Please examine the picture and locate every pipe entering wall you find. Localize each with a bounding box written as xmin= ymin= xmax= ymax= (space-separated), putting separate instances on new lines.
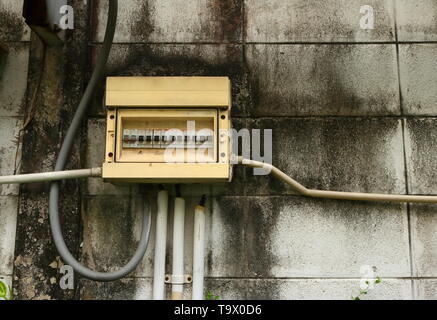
xmin=153 ymin=188 xmax=169 ymax=300
xmin=171 ymin=194 xmax=186 ymax=300
xmin=192 ymin=196 xmax=206 ymax=300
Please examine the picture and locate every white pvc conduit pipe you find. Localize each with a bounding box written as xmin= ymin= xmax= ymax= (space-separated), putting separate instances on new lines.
xmin=192 ymin=202 xmax=206 ymax=300
xmin=171 ymin=197 xmax=185 ymax=300
xmin=153 ymin=189 xmax=169 ymax=300
xmin=0 ymin=168 xmax=101 ymax=184
xmin=239 ymin=157 xmax=437 ymax=204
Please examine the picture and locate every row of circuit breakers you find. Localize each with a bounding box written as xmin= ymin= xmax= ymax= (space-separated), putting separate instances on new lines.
xmin=122 ymin=129 xmax=214 ymax=149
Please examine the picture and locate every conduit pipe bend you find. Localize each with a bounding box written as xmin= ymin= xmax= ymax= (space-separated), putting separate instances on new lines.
xmin=238 ymin=157 xmax=437 ymax=204
xmin=48 ymin=0 xmax=152 ymax=282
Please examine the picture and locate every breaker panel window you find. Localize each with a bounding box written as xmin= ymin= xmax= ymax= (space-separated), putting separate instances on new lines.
xmin=115 ymin=109 xmax=218 ymax=163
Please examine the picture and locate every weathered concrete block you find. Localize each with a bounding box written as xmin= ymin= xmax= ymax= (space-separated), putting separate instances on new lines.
xmin=246 ymin=0 xmax=395 ymax=42
xmin=206 ymin=197 xmax=246 ymax=277
xmin=414 ymin=280 xmax=437 ymax=300
xmin=399 ymin=45 xmax=437 ymax=115
xmin=248 ymin=196 xmax=409 ymax=278
xmin=212 ymin=196 xmax=410 ymax=278
xmin=246 ymin=44 xmax=400 ymax=116
xmin=81 ymin=196 xmax=154 ymax=278
xmin=244 ymin=118 xmax=405 ymax=196
xmin=397 ymin=0 xmax=437 ymax=41
xmin=0 ymin=43 xmax=29 ymax=117
xmin=206 ymin=278 xmax=411 ymax=300
xmin=0 ymin=196 xmax=18 ymax=275
xmin=0 ymin=0 xmax=30 ymax=42
xmin=80 ymin=278 xmax=152 ymax=300
xmin=89 ymin=44 xmax=246 ymax=117
xmin=0 ymin=117 xmax=22 ymax=196
xmin=404 ymin=119 xmax=437 ymax=194
xmin=252 ymin=279 xmax=412 ymax=300
xmin=93 ymin=0 xmax=242 ymax=43
xmin=409 ymin=204 xmax=437 ymax=277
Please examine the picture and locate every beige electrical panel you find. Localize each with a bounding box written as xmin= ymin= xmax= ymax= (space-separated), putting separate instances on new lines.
xmin=102 ymin=77 xmax=232 ymax=183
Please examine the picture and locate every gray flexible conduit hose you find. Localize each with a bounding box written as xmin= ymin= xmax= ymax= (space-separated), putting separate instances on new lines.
xmin=49 ymin=0 xmax=152 ymax=281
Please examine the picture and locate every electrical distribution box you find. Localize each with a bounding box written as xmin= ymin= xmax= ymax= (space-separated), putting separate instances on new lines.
xmin=102 ymin=77 xmax=232 ymax=183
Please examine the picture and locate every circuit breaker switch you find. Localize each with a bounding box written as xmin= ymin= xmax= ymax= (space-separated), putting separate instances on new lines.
xmin=153 ymin=130 xmax=163 ymax=148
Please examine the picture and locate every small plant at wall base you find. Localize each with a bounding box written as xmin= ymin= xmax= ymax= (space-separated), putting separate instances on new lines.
xmin=352 ymin=277 xmax=382 ymax=300
xmin=0 ymin=280 xmax=13 ymax=300
xmin=206 ymin=292 xmax=220 ymax=300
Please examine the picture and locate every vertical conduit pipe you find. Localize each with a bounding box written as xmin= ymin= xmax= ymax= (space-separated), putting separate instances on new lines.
xmin=171 ymin=196 xmax=185 ymax=300
xmin=153 ymin=189 xmax=169 ymax=300
xmin=192 ymin=197 xmax=206 ymax=300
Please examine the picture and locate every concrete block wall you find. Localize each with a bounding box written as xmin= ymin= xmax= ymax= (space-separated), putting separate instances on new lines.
xmin=80 ymin=0 xmax=437 ymax=300
xmin=1 ymin=0 xmax=437 ymax=300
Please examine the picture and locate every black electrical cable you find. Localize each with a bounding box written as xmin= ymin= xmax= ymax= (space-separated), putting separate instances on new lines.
xmin=49 ymin=0 xmax=152 ymax=281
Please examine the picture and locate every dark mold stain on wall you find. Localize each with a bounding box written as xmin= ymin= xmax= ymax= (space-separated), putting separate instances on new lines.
xmin=130 ymin=0 xmax=155 ymax=41
xmin=0 ymin=7 xmax=26 ymax=42
xmin=81 ymin=196 xmax=140 ymax=272
xmin=89 ymin=43 xmax=248 ymax=118
xmin=405 ymin=118 xmax=437 ymax=193
xmin=80 ymin=279 xmax=138 ymax=300
xmin=247 ymin=45 xmax=399 ymax=117
xmin=13 ymin=0 xmax=91 ymax=299
xmin=208 ymin=0 xmax=243 ymax=42
xmin=244 ymin=117 xmax=404 ymax=196
xmin=245 ymin=197 xmax=281 ymax=279
xmin=208 ymin=197 xmax=246 ymax=277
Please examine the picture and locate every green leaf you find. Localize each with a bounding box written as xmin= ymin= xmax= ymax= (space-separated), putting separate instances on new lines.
xmin=375 ymin=277 xmax=382 ymax=284
xmin=0 ymin=281 xmax=7 ymax=299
